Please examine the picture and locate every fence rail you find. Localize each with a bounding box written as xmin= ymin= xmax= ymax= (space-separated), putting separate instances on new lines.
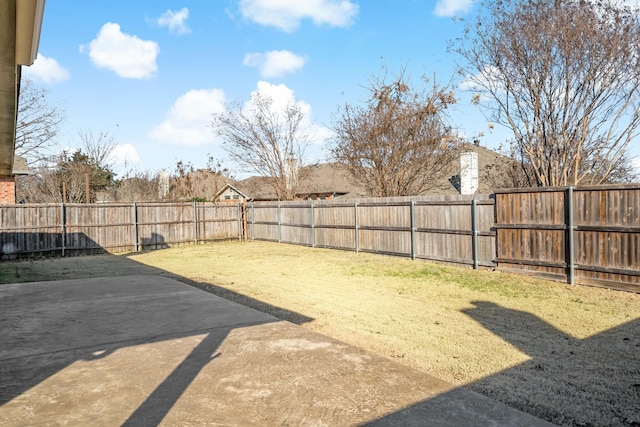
xmin=247 ymin=195 xmax=497 ymax=269
xmin=0 ymin=202 xmax=243 ymax=259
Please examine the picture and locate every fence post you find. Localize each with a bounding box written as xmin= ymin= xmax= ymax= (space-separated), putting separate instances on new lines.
xmin=310 ymin=202 xmax=315 ymax=248
xmin=192 ymin=201 xmax=198 ymax=245
xmin=238 ymin=203 xmax=242 ymax=241
xmin=567 ymin=187 xmax=575 ymax=285
xmin=471 ymin=197 xmax=478 ymax=270
xmin=133 ymin=202 xmax=139 ymax=252
xmin=60 ymin=202 xmax=66 ymax=257
xmin=410 ymin=200 xmax=416 ymax=260
xmin=354 ymin=201 xmax=359 ymax=253
xmin=277 ymin=203 xmax=281 ymax=243
xmin=251 ymin=203 xmax=255 ymax=241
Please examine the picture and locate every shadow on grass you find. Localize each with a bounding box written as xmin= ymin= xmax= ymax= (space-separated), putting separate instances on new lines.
xmin=460 ymin=301 xmax=640 ymax=426
xmin=364 ymin=301 xmax=640 ymax=426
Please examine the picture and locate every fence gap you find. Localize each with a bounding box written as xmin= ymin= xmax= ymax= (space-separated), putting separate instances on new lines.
xmin=60 ymin=202 xmax=66 ymax=257
xmin=133 ymin=202 xmax=139 ymax=252
xmin=241 ymin=202 xmax=247 ymax=241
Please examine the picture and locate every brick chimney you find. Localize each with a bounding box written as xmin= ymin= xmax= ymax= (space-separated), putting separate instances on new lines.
xmin=0 ymin=157 xmax=29 ymax=204
xmin=0 ymin=176 xmax=16 ymax=204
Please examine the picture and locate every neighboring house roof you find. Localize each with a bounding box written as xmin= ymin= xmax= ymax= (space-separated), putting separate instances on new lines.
xmin=233 ymin=145 xmax=519 ymax=200
xmin=235 ymin=176 xmax=277 ymax=201
xmin=296 ymin=162 xmax=367 ymax=199
xmin=234 ymin=163 xmax=368 ymax=201
xmin=428 ymin=143 xmax=520 ymax=195
xmin=213 ymin=183 xmax=248 ymax=200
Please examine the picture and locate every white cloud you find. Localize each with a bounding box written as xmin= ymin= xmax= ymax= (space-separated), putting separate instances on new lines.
xmin=434 ymin=0 xmax=635 ymax=19
xmin=249 ymin=81 xmax=331 ymax=146
xmin=309 ymin=122 xmax=334 ymax=147
xmin=248 ymin=81 xmax=310 ymax=121
xmin=110 ymin=144 xmax=141 ymax=169
xmin=82 ymin=23 xmax=159 ymax=79
xmin=434 ymin=0 xmax=475 ymax=17
xmin=148 ymin=89 xmax=226 ymax=146
xmin=617 ymin=0 xmax=640 ymax=8
xmin=459 ymin=65 xmax=505 ymax=93
xmin=633 ymin=156 xmax=640 ymax=175
xmin=243 ymin=50 xmax=306 ymax=78
xmin=157 ymin=8 xmax=191 ymax=34
xmin=239 ymin=0 xmax=359 ymax=32
xmin=22 ymin=54 xmax=70 ymax=83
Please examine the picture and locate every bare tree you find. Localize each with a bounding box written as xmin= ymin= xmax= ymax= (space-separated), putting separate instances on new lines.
xmin=16 ymin=78 xmax=65 ymax=165
xmin=456 ymin=0 xmax=640 ymax=186
xmin=211 ymin=92 xmax=310 ymax=200
xmin=16 ymin=131 xmax=118 ymax=203
xmin=329 ymin=68 xmax=460 ymax=197
xmin=16 ymin=152 xmax=93 ymax=203
xmin=16 ymin=165 xmax=68 ymax=203
xmin=169 ymin=155 xmax=233 ymax=201
xmin=77 ymin=130 xmax=117 ymax=170
xmin=107 ymin=170 xmax=161 ymax=202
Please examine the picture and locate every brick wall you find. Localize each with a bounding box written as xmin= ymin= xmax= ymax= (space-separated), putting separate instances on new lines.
xmin=0 ymin=176 xmax=16 ymax=204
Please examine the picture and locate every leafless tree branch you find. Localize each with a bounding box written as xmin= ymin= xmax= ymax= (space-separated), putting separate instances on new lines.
xmin=211 ymin=92 xmax=310 ymax=200
xmin=456 ymin=0 xmax=640 ymax=186
xmin=329 ymin=66 xmax=461 ymax=197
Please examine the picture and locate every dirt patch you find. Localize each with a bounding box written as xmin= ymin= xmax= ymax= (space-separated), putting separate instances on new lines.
xmin=2 ymin=241 xmax=639 ymax=426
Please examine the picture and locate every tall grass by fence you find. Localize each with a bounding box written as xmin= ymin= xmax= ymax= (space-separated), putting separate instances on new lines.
xmin=247 ymin=195 xmax=497 ymax=269
xmin=0 ymin=202 xmax=242 ymax=259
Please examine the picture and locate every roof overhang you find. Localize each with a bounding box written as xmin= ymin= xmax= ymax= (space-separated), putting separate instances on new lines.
xmin=16 ymin=0 xmax=45 ymax=66
xmin=0 ymin=0 xmax=45 ymax=177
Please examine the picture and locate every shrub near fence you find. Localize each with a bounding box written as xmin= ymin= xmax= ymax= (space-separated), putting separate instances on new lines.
xmin=0 ymin=202 xmax=243 ymax=259
xmin=247 ymin=195 xmax=497 ymax=269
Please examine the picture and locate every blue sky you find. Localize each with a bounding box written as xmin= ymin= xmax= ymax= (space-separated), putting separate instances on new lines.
xmin=23 ymin=0 xmax=640 ymax=177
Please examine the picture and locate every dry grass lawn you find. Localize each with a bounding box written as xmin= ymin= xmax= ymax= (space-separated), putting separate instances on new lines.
xmin=1 ymin=241 xmax=639 ymax=426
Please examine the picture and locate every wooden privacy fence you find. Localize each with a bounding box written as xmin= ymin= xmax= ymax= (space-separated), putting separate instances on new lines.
xmin=247 ymin=195 xmax=497 ymax=269
xmin=1 ymin=186 xmax=638 ymax=292
xmin=0 ymin=202 xmax=243 ymax=259
xmin=248 ymin=185 xmax=639 ymax=292
xmin=495 ymin=184 xmax=640 ymax=293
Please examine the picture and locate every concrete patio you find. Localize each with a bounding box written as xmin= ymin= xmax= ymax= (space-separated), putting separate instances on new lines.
xmin=0 ymin=275 xmax=552 ymax=426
